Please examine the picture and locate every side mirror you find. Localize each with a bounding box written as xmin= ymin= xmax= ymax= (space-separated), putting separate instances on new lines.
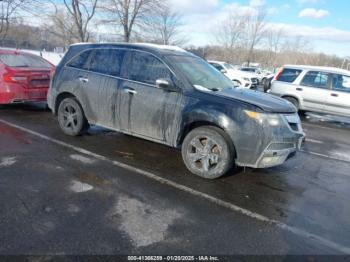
xmin=220 ymin=69 xmax=227 ymax=74
xmin=155 ymin=79 xmax=178 ymax=92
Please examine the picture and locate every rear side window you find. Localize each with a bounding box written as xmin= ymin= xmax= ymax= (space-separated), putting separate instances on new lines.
xmin=67 ymin=50 xmax=94 ymax=70
xmin=123 ymin=51 xmax=172 ymax=85
xmin=332 ymin=74 xmax=350 ymax=92
xmin=277 ymin=68 xmax=302 ymax=83
xmin=0 ymin=54 xmax=51 ymax=68
xmin=301 ymin=71 xmax=329 ymax=89
xmin=89 ymin=49 xmax=124 ymax=77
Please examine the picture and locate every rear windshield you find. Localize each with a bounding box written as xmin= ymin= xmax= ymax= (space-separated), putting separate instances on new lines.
xmin=277 ymin=68 xmax=302 ymax=83
xmin=0 ymin=54 xmax=52 ymax=68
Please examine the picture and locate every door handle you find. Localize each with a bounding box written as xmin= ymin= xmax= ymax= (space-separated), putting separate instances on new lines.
xmin=331 ymin=93 xmax=339 ymax=97
xmin=78 ymin=77 xmax=89 ymax=83
xmin=124 ymin=88 xmax=137 ymax=95
xmin=296 ymin=88 xmax=303 ymax=91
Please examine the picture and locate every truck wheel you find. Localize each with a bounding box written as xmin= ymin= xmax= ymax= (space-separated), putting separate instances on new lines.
xmin=284 ymin=97 xmax=299 ymax=111
xmin=181 ymin=126 xmax=234 ymax=179
xmin=57 ymin=97 xmax=89 ymax=136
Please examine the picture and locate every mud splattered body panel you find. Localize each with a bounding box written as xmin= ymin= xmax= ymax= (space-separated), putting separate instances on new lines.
xmin=48 ymin=43 xmax=304 ymax=168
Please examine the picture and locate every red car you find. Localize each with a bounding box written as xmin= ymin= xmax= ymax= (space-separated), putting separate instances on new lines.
xmin=0 ymin=49 xmax=55 ymax=105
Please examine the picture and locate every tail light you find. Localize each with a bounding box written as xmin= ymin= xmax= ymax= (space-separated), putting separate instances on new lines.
xmin=3 ymin=74 xmax=28 ymax=83
xmin=274 ymin=67 xmax=284 ymax=81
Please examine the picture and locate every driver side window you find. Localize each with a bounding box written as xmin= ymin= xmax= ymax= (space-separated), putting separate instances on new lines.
xmin=332 ymin=74 xmax=350 ymax=93
xmin=122 ymin=51 xmax=172 ymax=85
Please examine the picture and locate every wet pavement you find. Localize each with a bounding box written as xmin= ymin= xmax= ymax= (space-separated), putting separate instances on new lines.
xmin=1 ymin=103 xmax=350 ymax=255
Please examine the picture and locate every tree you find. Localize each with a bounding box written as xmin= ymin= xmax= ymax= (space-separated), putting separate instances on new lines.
xmin=46 ymin=8 xmax=80 ymax=46
xmin=142 ymin=1 xmax=188 ymax=46
xmin=213 ymin=8 xmax=267 ymax=64
xmin=244 ymin=8 xmax=267 ymax=65
xmin=214 ymin=12 xmax=245 ymax=50
xmin=63 ymin=0 xmax=98 ymax=42
xmin=263 ymin=26 xmax=284 ymax=67
xmin=0 ymin=0 xmax=29 ymax=40
xmin=101 ymin=0 xmax=159 ymax=43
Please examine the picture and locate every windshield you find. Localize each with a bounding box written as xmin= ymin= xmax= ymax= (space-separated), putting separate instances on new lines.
xmin=0 ymin=54 xmax=52 ymax=68
xmin=171 ymin=56 xmax=234 ymax=91
xmin=224 ymin=63 xmax=235 ymax=70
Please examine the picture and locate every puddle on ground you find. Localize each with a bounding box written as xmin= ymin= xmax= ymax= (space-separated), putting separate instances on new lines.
xmin=70 ymin=180 xmax=94 ymax=193
xmin=304 ymin=112 xmax=350 ymax=128
xmin=77 ymin=172 xmax=109 ymax=186
xmin=0 ymin=157 xmax=17 ymax=167
xmin=108 ymin=195 xmax=182 ymax=247
xmin=70 ymin=154 xmax=96 ymax=165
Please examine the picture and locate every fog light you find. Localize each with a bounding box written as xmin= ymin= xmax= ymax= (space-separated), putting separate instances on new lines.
xmin=260 ymin=155 xmax=286 ymax=167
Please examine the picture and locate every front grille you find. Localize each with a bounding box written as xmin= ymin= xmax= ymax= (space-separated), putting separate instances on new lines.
xmin=268 ymin=143 xmax=295 ymax=151
xmin=251 ymin=78 xmax=258 ymax=84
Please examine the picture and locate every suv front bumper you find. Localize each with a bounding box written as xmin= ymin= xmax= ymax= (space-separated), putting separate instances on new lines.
xmin=255 ymin=138 xmax=303 ymax=168
xmin=235 ymin=113 xmax=305 ymax=169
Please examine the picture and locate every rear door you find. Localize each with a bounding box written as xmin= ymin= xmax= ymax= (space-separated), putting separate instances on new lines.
xmin=83 ymin=48 xmax=125 ymax=127
xmin=64 ymin=49 xmax=98 ymax=121
xmin=297 ymin=70 xmax=331 ymax=112
xmin=324 ymin=74 xmax=350 ymax=116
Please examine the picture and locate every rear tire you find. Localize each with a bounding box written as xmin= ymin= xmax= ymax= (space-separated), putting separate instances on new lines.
xmin=57 ymin=97 xmax=89 ymax=136
xmin=283 ymin=97 xmax=299 ymax=111
xmin=181 ymin=126 xmax=234 ymax=179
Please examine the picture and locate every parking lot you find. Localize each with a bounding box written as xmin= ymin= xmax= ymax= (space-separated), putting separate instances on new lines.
xmin=1 ymin=103 xmax=350 ymax=256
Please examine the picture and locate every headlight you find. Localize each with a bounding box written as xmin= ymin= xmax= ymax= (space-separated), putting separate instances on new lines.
xmin=243 ymin=77 xmax=250 ymax=81
xmin=244 ymin=110 xmax=282 ymax=126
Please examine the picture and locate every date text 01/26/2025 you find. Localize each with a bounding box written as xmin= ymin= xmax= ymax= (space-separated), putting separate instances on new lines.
xmin=127 ymin=256 xmax=219 ymax=261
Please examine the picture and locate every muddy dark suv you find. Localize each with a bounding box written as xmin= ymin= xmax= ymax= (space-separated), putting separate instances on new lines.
xmin=48 ymin=43 xmax=304 ymax=179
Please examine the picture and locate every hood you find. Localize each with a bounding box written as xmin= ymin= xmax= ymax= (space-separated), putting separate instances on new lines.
xmin=217 ymin=88 xmax=296 ymax=113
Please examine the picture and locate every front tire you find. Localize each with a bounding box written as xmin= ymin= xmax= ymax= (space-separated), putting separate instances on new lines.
xmin=181 ymin=126 xmax=234 ymax=179
xmin=57 ymin=97 xmax=89 ymax=136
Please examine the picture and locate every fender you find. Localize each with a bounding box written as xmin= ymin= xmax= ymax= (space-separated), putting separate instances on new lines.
xmin=176 ymin=101 xmax=241 ymax=149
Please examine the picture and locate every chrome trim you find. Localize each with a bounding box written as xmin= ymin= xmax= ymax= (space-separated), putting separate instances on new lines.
xmin=66 ymin=67 xmax=170 ymax=89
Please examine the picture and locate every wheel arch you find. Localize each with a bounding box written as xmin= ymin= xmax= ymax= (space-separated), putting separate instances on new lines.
xmin=54 ymin=92 xmax=77 ymax=115
xmin=177 ymin=114 xmax=238 ymax=160
xmin=281 ymin=95 xmax=302 ymax=109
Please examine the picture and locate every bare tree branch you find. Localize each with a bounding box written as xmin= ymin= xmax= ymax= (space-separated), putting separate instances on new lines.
xmin=141 ymin=0 xmax=189 ymax=46
xmin=100 ymin=0 xmax=159 ymax=42
xmin=62 ymin=0 xmax=98 ymax=42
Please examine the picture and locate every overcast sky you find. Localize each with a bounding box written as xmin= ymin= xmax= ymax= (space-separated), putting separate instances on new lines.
xmin=169 ymin=0 xmax=350 ymax=57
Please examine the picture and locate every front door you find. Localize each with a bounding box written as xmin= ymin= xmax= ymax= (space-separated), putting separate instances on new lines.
xmin=324 ymin=74 xmax=350 ymax=117
xmin=118 ymin=50 xmax=180 ymax=142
